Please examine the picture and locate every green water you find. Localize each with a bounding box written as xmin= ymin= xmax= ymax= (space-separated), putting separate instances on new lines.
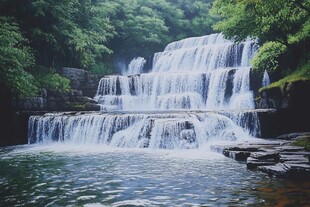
xmin=0 ymin=144 xmax=309 ymax=207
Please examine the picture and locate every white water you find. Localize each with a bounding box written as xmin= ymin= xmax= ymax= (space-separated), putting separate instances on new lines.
xmin=262 ymin=70 xmax=271 ymax=87
xmin=122 ymin=57 xmax=146 ymax=75
xmin=29 ymin=33 xmax=261 ymax=149
xmin=95 ymin=33 xmax=257 ymax=111
xmin=28 ymin=111 xmax=258 ymax=147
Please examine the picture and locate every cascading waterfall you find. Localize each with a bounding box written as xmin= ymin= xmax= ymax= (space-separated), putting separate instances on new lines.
xmin=262 ymin=70 xmax=271 ymax=87
xmin=29 ymin=33 xmax=261 ymax=149
xmin=28 ymin=111 xmax=257 ymax=148
xmin=94 ymin=33 xmax=257 ymax=111
xmin=122 ymin=57 xmax=146 ymax=76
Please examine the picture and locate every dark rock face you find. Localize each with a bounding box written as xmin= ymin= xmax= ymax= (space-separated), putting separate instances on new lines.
xmin=257 ymin=80 xmax=310 ymax=110
xmin=46 ymin=90 xmax=100 ymax=111
xmin=62 ymin=67 xmax=101 ymax=97
xmin=255 ymin=80 xmax=310 ymax=137
xmin=3 ymin=68 xmax=102 ymax=147
xmin=13 ymin=89 xmax=100 ymax=112
xmin=0 ymin=112 xmax=46 ymax=147
xmin=12 ymin=68 xmax=102 ymax=112
xmin=257 ymin=109 xmax=310 ymax=138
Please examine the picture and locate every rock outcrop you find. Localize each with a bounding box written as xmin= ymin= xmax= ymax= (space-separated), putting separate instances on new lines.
xmin=62 ymin=67 xmax=101 ymax=97
xmin=212 ymin=132 xmax=310 ymax=179
xmin=12 ymin=68 xmax=102 ymax=112
xmin=256 ymin=80 xmax=310 ymax=137
xmin=256 ymin=80 xmax=310 ymax=109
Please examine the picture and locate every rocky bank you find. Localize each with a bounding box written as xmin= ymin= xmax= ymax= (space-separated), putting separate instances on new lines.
xmin=211 ymin=132 xmax=310 ymax=179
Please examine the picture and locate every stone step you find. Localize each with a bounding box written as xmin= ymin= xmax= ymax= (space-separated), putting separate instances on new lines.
xmin=258 ymin=164 xmax=289 ymax=177
xmin=246 ymin=157 xmax=276 ymax=170
xmin=274 ymin=146 xmax=305 ymax=152
xmin=250 ymin=151 xmax=280 ymax=160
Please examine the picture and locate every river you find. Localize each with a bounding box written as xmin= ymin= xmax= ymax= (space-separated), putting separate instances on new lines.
xmin=1 ymin=144 xmax=309 ymax=207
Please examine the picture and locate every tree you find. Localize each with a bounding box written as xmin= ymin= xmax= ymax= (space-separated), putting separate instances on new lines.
xmin=211 ymin=0 xmax=310 ymax=73
xmin=211 ymin=0 xmax=309 ymax=45
xmin=0 ymin=0 xmax=116 ymax=69
xmin=0 ymin=17 xmax=37 ymax=97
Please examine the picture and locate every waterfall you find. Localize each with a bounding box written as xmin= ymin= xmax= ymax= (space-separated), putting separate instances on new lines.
xmin=29 ymin=33 xmax=261 ymax=149
xmin=28 ymin=111 xmax=255 ymax=148
xmin=123 ymin=57 xmax=146 ymax=75
xmin=95 ymin=33 xmax=257 ymax=111
xmin=262 ymin=70 xmax=270 ymax=87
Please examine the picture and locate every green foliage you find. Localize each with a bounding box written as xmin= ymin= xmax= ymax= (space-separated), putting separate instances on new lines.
xmin=0 ymin=17 xmax=37 ymax=97
xmin=36 ymin=73 xmax=70 ymax=92
xmin=0 ymin=0 xmax=115 ymax=69
xmin=212 ymin=0 xmax=310 ymax=84
xmin=252 ymin=42 xmax=287 ymax=72
xmin=90 ymin=63 xmax=115 ymax=76
xmin=109 ymin=0 xmax=217 ymax=57
xmin=211 ymin=0 xmax=310 ymax=45
xmin=0 ymin=0 xmax=218 ymax=71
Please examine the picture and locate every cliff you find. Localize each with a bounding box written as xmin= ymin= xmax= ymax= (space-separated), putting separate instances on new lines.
xmin=257 ymin=79 xmax=310 ymax=137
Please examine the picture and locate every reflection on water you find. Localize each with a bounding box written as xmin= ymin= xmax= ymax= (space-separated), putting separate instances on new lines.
xmin=0 ymin=144 xmax=309 ymax=207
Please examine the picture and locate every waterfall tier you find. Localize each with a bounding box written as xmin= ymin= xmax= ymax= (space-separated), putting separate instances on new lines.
xmin=96 ymin=33 xmax=257 ymax=111
xmin=28 ymin=111 xmax=260 ymax=149
xmin=29 ymin=33 xmax=261 ymax=148
xmin=122 ymin=57 xmax=146 ymax=76
xmin=95 ymin=68 xmax=254 ymax=111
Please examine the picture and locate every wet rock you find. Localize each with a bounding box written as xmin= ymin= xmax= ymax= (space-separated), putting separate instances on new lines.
xmin=214 ymin=135 xmax=310 ymax=179
xmin=277 ymin=132 xmax=310 ymax=140
xmin=250 ymin=151 xmax=280 ymax=161
xmin=285 ymin=163 xmax=310 ymax=176
xmin=246 ymin=157 xmax=276 ymax=170
xmin=274 ymin=146 xmax=305 ymax=152
xmin=223 ymin=150 xmax=251 ymax=161
xmin=258 ymin=164 xmax=289 ymax=177
xmin=225 ymin=146 xmax=261 ymax=152
xmin=84 ymin=103 xmax=101 ymax=111
xmin=280 ymin=154 xmax=309 ymax=164
xmin=280 ymin=151 xmax=310 ymax=156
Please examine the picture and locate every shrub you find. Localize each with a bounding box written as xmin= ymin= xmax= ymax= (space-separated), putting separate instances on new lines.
xmin=252 ymin=42 xmax=287 ymax=73
xmin=37 ymin=73 xmax=70 ymax=92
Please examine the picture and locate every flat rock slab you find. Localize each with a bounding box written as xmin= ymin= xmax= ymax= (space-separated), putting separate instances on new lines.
xmin=258 ymin=164 xmax=289 ymax=177
xmin=246 ymin=157 xmax=276 ymax=170
xmin=277 ymin=132 xmax=310 ymax=140
xmin=274 ymin=146 xmax=305 ymax=152
xmin=250 ymin=151 xmax=280 ymax=160
xmin=225 ymin=145 xmax=267 ymax=152
xmin=280 ymin=154 xmax=309 ymax=162
xmin=211 ymin=136 xmax=310 ymax=179
xmin=279 ymin=151 xmax=310 ymax=156
xmin=285 ymin=163 xmax=310 ymax=170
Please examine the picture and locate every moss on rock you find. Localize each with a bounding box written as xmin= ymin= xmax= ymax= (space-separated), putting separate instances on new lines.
xmin=291 ymin=136 xmax=310 ymax=152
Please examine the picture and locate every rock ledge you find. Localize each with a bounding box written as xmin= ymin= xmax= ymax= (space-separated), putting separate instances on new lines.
xmin=211 ymin=132 xmax=310 ymax=179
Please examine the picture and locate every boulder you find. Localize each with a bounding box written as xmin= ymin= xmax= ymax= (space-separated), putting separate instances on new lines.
xmin=223 ymin=150 xmax=251 ymax=161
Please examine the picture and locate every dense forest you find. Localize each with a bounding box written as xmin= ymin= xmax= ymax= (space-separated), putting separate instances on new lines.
xmin=0 ymin=0 xmax=217 ymax=97
xmin=0 ymin=0 xmax=309 ymax=98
